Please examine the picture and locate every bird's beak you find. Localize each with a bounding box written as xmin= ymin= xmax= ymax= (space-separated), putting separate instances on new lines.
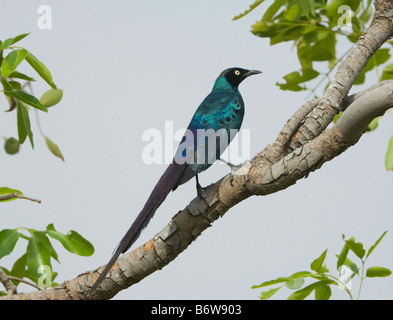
xmin=244 ymin=70 xmax=262 ymax=78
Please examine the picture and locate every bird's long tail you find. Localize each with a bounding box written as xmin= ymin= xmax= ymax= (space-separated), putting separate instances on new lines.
xmin=91 ymin=162 xmax=187 ymax=292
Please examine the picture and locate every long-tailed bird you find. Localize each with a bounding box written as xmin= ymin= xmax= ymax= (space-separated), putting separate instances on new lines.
xmin=91 ymin=67 xmax=261 ymax=292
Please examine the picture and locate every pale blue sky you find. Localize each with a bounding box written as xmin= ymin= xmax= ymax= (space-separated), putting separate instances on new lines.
xmin=1 ymin=1 xmax=392 ymax=299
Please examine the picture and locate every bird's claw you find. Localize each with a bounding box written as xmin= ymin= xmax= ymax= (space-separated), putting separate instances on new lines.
xmin=195 ymin=174 xmax=205 ymax=197
xmin=197 ymin=184 xmax=205 ymax=197
xmin=219 ymin=158 xmax=251 ymax=187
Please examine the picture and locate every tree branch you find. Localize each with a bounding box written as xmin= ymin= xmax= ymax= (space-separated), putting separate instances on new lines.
xmin=0 ymin=267 xmax=17 ymax=295
xmin=0 ymin=192 xmax=41 ymax=203
xmin=287 ymin=0 xmax=393 ymax=151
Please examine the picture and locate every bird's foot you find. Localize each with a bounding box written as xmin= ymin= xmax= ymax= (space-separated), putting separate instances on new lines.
xmin=219 ymin=158 xmax=243 ymax=175
xmin=195 ymin=175 xmax=205 ymax=197
xmin=197 ymin=185 xmax=205 ymax=197
xmin=219 ymin=158 xmax=251 ymax=187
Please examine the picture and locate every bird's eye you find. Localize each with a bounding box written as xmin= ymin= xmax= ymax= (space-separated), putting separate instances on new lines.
xmin=234 ymin=70 xmax=240 ymax=76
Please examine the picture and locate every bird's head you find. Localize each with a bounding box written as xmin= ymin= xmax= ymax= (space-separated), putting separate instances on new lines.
xmin=219 ymin=68 xmax=262 ymax=87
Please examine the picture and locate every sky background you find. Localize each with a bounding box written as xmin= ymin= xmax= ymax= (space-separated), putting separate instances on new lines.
xmin=1 ymin=1 xmax=393 ymax=300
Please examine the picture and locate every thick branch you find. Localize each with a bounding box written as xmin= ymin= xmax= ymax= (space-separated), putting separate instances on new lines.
xmin=0 ymin=267 xmax=17 ymax=295
xmin=337 ymin=83 xmax=393 ymax=142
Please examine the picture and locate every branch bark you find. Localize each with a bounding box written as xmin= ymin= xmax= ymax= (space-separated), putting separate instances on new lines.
xmin=2 ymin=0 xmax=393 ymax=300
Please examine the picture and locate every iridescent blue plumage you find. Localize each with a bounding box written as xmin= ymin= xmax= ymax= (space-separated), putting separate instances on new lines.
xmin=173 ymin=75 xmax=246 ymax=187
xmin=91 ymin=67 xmax=261 ymax=292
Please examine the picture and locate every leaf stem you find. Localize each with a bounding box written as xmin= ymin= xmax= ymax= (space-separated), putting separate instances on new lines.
xmin=0 ymin=192 xmax=41 ymax=203
xmin=357 ymin=260 xmax=366 ymax=300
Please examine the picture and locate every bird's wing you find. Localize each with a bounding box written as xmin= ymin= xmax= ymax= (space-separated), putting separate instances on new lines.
xmin=172 ymin=93 xmax=243 ymax=188
xmin=190 ymin=92 xmax=239 ymax=130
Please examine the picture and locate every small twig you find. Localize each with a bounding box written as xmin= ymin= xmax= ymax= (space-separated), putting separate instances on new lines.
xmin=0 ymin=267 xmax=17 ymax=295
xmin=0 ymin=192 xmax=41 ymax=203
xmin=6 ymin=276 xmax=42 ymax=291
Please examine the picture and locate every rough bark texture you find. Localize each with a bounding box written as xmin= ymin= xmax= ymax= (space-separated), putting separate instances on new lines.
xmin=2 ymin=0 xmax=393 ymax=300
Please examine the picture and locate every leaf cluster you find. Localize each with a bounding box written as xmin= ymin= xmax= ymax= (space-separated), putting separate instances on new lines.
xmin=0 ymin=33 xmax=91 ymax=295
xmin=252 ymin=231 xmax=391 ymax=300
xmin=234 ymin=0 xmax=393 ymax=172
xmin=0 ymin=33 xmax=64 ymax=160
xmin=0 ymin=224 xmax=94 ymax=295
xmin=235 ymin=0 xmax=391 ymax=92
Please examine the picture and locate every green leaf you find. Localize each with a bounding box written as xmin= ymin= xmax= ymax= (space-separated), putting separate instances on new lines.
xmin=366 ymin=231 xmax=388 ymax=259
xmin=1 ymin=79 xmax=12 ymax=90
xmin=233 ymin=0 xmax=265 ymax=20
xmin=311 ymin=249 xmax=329 ymax=273
xmin=252 ymin=21 xmax=305 ymax=45
xmin=40 ymin=88 xmax=63 ymax=108
xmin=298 ymin=31 xmax=336 ymax=62
xmin=290 ymin=271 xmax=312 ymax=278
xmin=24 ymin=266 xmax=58 ymax=286
xmin=46 ymin=224 xmax=94 ymax=256
xmin=270 ymin=25 xmax=305 ymax=45
xmin=0 ymin=187 xmax=23 ymax=202
xmin=366 ymin=266 xmax=392 ymax=278
xmin=355 ymin=49 xmax=391 ymax=85
xmin=337 ymin=244 xmax=349 ymax=271
xmin=286 ymin=277 xmax=305 ymax=290
xmin=0 ymin=229 xmax=19 ymax=259
xmin=337 ymin=256 xmax=360 ymax=277
xmin=297 ymin=0 xmax=316 ymax=19
xmin=367 ymin=116 xmax=381 ymax=132
xmin=251 ymin=21 xmax=284 ymax=39
xmin=326 ymin=0 xmax=361 ymax=20
xmin=380 ymin=63 xmax=393 ymax=81
xmin=359 ymin=0 xmax=374 ymax=24
xmin=314 ymin=282 xmax=332 ymax=300
xmin=7 ymin=70 xmax=35 ymax=81
xmin=262 ymin=0 xmax=286 ymax=21
xmin=309 ymin=274 xmax=332 ymax=282
xmin=1 ymin=49 xmax=28 ymax=78
xmin=277 ymin=68 xmax=319 ymax=91
xmin=5 ymin=89 xmax=47 ymax=112
xmin=16 ymin=102 xmax=34 ymax=147
xmin=0 ymin=39 xmax=14 ymax=51
xmin=385 ymin=135 xmax=393 ymax=171
xmin=26 ymin=231 xmax=56 ymax=279
xmin=12 ymin=33 xmax=30 ymax=44
xmin=253 ymin=270 xmax=312 ymax=290
xmin=252 ymin=277 xmax=291 ymax=289
xmin=0 ymin=33 xmax=29 ymax=50
xmin=345 ymin=236 xmax=365 ymax=259
xmin=288 ymin=280 xmax=334 ymax=300
xmin=287 ymin=285 xmax=314 ymax=300
xmin=259 ymin=287 xmax=281 ymax=300
xmin=283 ymin=4 xmax=299 ymax=22
xmin=44 ymin=136 xmax=65 ymax=162
xmin=3 ymin=80 xmax=21 ymax=90
xmin=10 ymin=253 xmax=28 ymax=286
xmin=25 ymin=51 xmax=57 ymax=89
xmin=333 ymin=111 xmax=343 ymax=123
